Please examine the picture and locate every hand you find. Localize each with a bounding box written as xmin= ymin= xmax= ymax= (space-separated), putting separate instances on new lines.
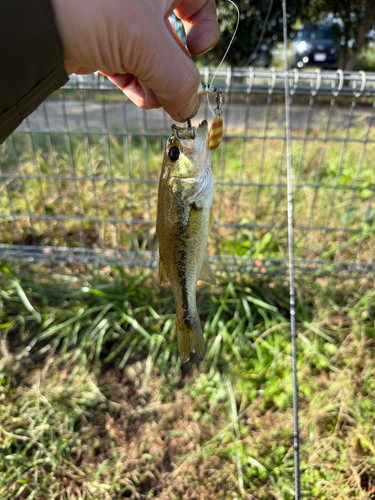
xmin=52 ymin=0 xmax=219 ymax=122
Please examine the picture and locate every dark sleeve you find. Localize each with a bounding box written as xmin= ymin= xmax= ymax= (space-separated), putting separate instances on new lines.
xmin=0 ymin=0 xmax=69 ymax=144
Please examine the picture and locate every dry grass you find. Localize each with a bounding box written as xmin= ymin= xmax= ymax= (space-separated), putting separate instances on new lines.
xmin=0 ymin=265 xmax=374 ymax=499
xmin=1 ymin=96 xmax=374 ymax=267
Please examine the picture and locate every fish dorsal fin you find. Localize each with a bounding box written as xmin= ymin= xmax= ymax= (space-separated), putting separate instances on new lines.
xmin=159 ymin=259 xmax=169 ymax=285
xmin=198 ymin=257 xmax=216 ymax=286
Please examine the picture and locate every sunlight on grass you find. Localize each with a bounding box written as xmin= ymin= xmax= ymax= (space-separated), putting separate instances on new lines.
xmin=0 ymin=265 xmax=374 ymax=499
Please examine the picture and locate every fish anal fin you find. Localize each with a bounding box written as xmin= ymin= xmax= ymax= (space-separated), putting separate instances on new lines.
xmin=198 ymin=257 xmax=216 ymax=286
xmin=159 ymin=259 xmax=169 ymax=286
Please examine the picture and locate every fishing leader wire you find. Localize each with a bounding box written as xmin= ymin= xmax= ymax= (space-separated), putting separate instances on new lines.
xmin=204 ymin=0 xmax=240 ymax=117
xmin=282 ymin=0 xmax=301 ymax=498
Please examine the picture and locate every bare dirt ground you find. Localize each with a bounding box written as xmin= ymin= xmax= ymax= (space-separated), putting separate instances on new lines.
xmin=18 ymin=99 xmax=373 ymax=136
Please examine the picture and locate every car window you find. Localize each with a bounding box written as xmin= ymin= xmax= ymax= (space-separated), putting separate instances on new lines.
xmin=299 ymin=26 xmax=334 ymax=42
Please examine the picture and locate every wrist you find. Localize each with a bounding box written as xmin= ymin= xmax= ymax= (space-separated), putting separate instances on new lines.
xmin=50 ymin=0 xmax=86 ymax=74
xmin=50 ymin=0 xmax=73 ymax=72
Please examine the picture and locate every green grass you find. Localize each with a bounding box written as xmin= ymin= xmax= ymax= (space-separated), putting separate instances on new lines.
xmin=0 ymin=264 xmax=374 ymax=499
xmin=1 ymin=93 xmax=374 ymax=497
xmin=1 ymin=94 xmax=374 ymax=266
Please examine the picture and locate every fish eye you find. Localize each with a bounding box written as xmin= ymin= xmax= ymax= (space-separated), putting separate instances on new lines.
xmin=168 ymin=146 xmax=180 ymax=162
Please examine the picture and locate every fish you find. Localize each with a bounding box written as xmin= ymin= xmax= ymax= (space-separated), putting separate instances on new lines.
xmin=156 ymin=120 xmax=216 ymax=363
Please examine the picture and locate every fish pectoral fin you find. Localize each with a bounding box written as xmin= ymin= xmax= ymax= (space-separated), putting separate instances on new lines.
xmin=159 ymin=259 xmax=169 ymax=286
xmin=209 ymin=206 xmax=214 ymax=231
xmin=198 ymin=257 xmax=216 ymax=286
xmin=186 ymin=206 xmax=202 ymax=239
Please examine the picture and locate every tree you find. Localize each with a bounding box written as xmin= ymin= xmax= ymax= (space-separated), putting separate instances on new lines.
xmin=302 ymin=0 xmax=375 ymax=70
xmin=200 ymin=0 xmax=309 ymax=67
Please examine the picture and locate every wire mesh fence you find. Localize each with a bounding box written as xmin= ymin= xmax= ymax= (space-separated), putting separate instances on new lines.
xmin=0 ymin=68 xmax=374 ymax=278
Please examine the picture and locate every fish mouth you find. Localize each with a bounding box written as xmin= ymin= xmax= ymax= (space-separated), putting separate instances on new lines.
xmin=196 ymin=120 xmax=208 ymax=138
xmin=171 ymin=123 xmax=195 ymax=140
xmin=171 ymin=120 xmax=208 ymax=141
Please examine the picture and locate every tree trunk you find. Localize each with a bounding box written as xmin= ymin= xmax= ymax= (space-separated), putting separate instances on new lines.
xmin=344 ymin=54 xmax=358 ymax=72
xmin=338 ymin=0 xmax=351 ymax=70
xmin=344 ymin=0 xmax=375 ymax=70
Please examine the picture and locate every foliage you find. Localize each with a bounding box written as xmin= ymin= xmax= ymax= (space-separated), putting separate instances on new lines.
xmin=300 ymin=0 xmax=375 ymax=70
xmin=0 ymin=265 xmax=375 ymax=499
xmin=199 ymin=0 xmax=309 ymax=66
xmin=199 ymin=0 xmax=375 ymax=70
xmin=355 ymin=45 xmax=375 ymax=71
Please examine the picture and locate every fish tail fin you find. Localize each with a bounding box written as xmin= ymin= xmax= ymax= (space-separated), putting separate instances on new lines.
xmin=176 ymin=312 xmax=205 ymax=363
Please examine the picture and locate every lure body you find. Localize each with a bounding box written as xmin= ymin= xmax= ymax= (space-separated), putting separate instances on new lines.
xmin=197 ymin=82 xmax=222 ymax=96
xmin=209 ymin=114 xmax=223 ymax=150
xmin=156 ymin=120 xmax=216 ymax=362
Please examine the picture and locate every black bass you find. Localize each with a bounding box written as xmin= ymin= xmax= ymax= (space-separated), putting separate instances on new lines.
xmin=156 ymin=120 xmax=216 ymax=363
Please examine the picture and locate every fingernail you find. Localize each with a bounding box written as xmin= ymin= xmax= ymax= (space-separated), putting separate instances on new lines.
xmin=195 ymin=43 xmax=216 ymax=57
xmin=178 ymin=99 xmax=200 ymax=122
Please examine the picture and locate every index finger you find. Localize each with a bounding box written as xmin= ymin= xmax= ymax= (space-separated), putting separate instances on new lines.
xmin=174 ymin=0 xmax=219 ymax=55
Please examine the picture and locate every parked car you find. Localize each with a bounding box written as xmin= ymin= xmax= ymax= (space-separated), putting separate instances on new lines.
xmin=293 ymin=24 xmax=340 ymax=70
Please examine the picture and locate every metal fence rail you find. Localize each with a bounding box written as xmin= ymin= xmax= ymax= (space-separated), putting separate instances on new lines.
xmin=0 ymin=68 xmax=374 ymax=278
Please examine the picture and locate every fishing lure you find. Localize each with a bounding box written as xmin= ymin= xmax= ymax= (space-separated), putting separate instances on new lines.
xmin=196 ymin=82 xmax=223 ymax=151
xmin=184 ymin=82 xmax=223 ymax=150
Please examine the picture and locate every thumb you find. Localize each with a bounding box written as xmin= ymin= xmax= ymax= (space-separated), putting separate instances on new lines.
xmin=137 ymin=19 xmax=201 ymax=122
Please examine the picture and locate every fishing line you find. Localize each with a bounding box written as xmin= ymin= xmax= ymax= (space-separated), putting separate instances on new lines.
xmin=210 ymin=0 xmax=240 ymax=86
xmin=245 ymin=0 xmax=274 ymax=66
xmin=180 ymin=0 xmax=239 ymax=90
xmin=204 ymin=0 xmax=240 ymax=117
xmin=281 ymin=0 xmax=301 ymax=498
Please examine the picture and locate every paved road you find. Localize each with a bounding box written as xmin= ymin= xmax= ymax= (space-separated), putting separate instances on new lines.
xmin=16 ymin=99 xmax=374 ymax=137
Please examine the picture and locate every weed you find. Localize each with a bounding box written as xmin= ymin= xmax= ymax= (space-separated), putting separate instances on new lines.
xmin=0 ymin=265 xmax=374 ymax=498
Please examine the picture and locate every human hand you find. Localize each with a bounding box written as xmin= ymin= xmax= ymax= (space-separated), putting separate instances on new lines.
xmin=51 ymin=0 xmax=219 ymax=122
